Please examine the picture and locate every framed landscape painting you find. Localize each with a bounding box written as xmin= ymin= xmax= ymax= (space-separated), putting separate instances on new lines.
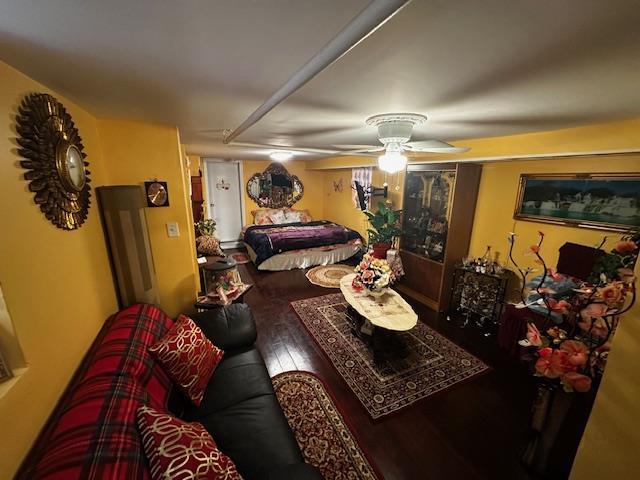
xmin=514 ymin=173 xmax=640 ymax=232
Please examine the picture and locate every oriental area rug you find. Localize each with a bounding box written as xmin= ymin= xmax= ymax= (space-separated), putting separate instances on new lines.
xmin=291 ymin=293 xmax=489 ymax=419
xmin=272 ymin=371 xmax=380 ymax=480
xmin=305 ymin=264 xmax=355 ymax=288
xmin=229 ymin=252 xmax=250 ymax=264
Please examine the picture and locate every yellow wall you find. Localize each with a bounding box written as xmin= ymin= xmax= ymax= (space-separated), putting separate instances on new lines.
xmin=468 ymin=155 xmax=640 ymax=271
xmin=0 ymin=61 xmax=118 ymax=477
xmin=98 ymin=119 xmax=199 ymax=317
xmin=321 ymin=168 xmax=405 ymax=240
xmin=241 ymin=159 xmax=324 ymax=224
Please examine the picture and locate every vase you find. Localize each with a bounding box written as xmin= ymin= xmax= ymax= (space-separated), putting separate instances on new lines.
xmin=368 ymin=288 xmax=388 ymax=299
xmin=520 ymin=381 xmax=574 ymax=477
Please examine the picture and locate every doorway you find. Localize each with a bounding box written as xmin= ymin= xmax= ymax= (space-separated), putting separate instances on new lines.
xmin=203 ymin=159 xmax=245 ymax=248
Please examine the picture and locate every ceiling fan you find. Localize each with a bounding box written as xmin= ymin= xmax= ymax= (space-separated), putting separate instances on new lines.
xmin=334 ymin=113 xmax=470 ymax=173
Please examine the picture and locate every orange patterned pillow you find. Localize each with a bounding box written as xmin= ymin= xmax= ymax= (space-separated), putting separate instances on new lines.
xmin=137 ymin=405 xmax=242 ymax=480
xmin=149 ymin=315 xmax=224 ymax=406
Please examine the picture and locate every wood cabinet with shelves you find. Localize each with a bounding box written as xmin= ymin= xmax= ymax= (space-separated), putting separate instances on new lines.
xmin=397 ymin=163 xmax=482 ymax=311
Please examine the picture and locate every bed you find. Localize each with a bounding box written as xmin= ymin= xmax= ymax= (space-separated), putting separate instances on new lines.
xmin=242 ymin=211 xmax=362 ymax=271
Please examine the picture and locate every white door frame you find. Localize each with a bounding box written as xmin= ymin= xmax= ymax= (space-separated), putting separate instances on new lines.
xmin=202 ymin=158 xmax=246 ymax=247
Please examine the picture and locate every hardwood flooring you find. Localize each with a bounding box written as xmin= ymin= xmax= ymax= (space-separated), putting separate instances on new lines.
xmin=235 ymin=258 xmax=546 ymax=480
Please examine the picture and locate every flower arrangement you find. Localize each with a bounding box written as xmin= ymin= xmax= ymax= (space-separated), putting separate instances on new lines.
xmin=352 ymin=253 xmax=396 ymax=294
xmin=511 ymin=230 xmax=638 ymax=393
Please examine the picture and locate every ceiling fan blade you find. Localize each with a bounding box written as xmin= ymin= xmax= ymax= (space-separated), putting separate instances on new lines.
xmin=406 ymin=139 xmax=470 ymax=153
xmin=338 ymin=146 xmax=385 ymax=154
xmin=332 ymin=144 xmax=379 ymax=149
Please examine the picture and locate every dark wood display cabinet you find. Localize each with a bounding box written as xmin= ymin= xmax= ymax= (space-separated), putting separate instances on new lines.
xmin=396 ymin=163 xmax=482 ymax=312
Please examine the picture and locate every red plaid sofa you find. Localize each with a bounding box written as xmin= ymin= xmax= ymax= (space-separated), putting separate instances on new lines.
xmin=16 ymin=304 xmax=174 ymax=480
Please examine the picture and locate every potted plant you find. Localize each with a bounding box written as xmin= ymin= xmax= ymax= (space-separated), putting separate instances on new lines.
xmin=195 ymin=218 xmax=224 ymax=257
xmin=364 ymin=201 xmax=402 ymax=259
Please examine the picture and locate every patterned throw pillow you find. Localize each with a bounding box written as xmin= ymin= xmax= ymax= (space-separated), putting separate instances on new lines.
xmin=269 ymin=209 xmax=287 ymax=224
xmin=286 ymin=208 xmax=312 ymax=223
xmin=251 ymin=208 xmax=279 ymax=225
xmin=283 ymin=210 xmax=302 ymax=223
xmin=137 ymin=405 xmax=242 ymax=480
xmin=149 ymin=315 xmax=224 ymax=406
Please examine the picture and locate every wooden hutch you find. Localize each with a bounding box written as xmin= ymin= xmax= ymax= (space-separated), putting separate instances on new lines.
xmin=397 ymin=162 xmax=482 ymax=312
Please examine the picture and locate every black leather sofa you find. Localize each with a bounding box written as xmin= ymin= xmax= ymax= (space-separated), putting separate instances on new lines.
xmin=170 ymin=304 xmax=324 ymax=480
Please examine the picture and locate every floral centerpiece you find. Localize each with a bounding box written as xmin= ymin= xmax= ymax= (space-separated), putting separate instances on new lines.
xmin=512 ymin=230 xmax=637 ymax=392
xmin=352 ymin=253 xmax=397 ymax=297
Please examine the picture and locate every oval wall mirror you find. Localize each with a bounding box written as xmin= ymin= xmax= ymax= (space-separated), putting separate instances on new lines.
xmin=246 ymin=162 xmax=304 ymax=208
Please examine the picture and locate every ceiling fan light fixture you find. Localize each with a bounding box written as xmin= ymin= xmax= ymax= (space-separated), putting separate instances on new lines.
xmin=378 ymin=150 xmax=407 ymax=174
xmin=270 ymin=151 xmax=293 ymax=162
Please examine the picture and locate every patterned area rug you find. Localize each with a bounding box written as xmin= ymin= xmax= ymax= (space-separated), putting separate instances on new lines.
xmin=229 ymin=252 xmax=250 ymax=264
xmin=291 ymin=293 xmax=489 ymax=419
xmin=273 ymin=371 xmax=380 ymax=480
xmin=305 ymin=264 xmax=354 ymax=288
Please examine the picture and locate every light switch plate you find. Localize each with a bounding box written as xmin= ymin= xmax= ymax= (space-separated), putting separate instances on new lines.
xmin=166 ymin=222 xmax=180 ymax=237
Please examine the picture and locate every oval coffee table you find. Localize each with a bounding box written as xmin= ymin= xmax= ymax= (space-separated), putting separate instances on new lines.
xmin=339 ymin=273 xmax=418 ymax=365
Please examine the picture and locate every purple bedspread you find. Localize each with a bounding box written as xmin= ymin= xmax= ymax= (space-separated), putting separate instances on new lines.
xmin=243 ymin=221 xmax=361 ymax=265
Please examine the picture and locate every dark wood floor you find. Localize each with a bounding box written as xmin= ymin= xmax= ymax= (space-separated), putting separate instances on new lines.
xmin=235 ymin=258 xmax=540 ymax=480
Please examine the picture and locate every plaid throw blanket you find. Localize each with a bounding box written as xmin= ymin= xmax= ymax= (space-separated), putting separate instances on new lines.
xmin=16 ymin=304 xmax=174 ymax=480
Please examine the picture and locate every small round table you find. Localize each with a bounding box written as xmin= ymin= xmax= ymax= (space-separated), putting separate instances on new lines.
xmin=195 ymin=257 xmax=252 ymax=309
xmin=339 ymin=273 xmax=418 ymax=364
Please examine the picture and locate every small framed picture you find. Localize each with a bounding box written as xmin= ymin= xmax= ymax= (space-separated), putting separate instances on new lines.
xmin=0 ymin=348 xmax=12 ymax=384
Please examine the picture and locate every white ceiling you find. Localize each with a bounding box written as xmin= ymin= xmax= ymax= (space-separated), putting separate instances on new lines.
xmin=2 ymin=0 xmax=640 ymax=160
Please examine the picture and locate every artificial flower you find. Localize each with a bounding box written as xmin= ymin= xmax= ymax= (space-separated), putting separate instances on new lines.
xmin=578 ymin=315 xmax=610 ymax=339
xmin=361 ymin=270 xmax=375 ymax=284
xmin=519 ymin=323 xmax=543 ymax=347
xmin=580 ymin=302 xmax=608 ymax=319
xmin=559 ymin=340 xmax=589 ymax=366
xmin=614 ymin=240 xmax=638 ymax=254
xmin=535 ymin=348 xmax=575 ymax=379
xmin=597 ymin=283 xmax=624 ymax=306
xmin=547 ymin=267 xmax=563 ymax=281
xmin=529 ymin=245 xmax=540 ymax=254
xmin=561 ymin=371 xmax=592 ymax=393
xmin=617 ymin=268 xmax=636 ymax=283
xmin=546 ymin=298 xmax=571 ymax=314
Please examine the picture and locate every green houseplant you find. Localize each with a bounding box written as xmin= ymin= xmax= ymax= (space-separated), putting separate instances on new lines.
xmin=364 ymin=201 xmax=402 ymax=258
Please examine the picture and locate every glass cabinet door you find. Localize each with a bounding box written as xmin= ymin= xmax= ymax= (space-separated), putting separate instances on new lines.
xmin=402 ymin=170 xmax=455 ymax=262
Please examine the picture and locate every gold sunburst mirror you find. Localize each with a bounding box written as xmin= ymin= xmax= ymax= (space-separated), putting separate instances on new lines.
xmin=16 ymin=93 xmax=91 ymax=230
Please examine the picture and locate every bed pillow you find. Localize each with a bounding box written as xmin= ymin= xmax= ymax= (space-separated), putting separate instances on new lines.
xmin=252 ymin=208 xmax=281 ymax=225
xmin=286 ymin=208 xmax=312 ymax=222
xmin=137 ymin=405 xmax=242 ymax=480
xmin=269 ymin=209 xmax=287 ymax=224
xmin=283 ymin=210 xmax=302 ymax=223
xmin=149 ymin=315 xmax=224 ymax=406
